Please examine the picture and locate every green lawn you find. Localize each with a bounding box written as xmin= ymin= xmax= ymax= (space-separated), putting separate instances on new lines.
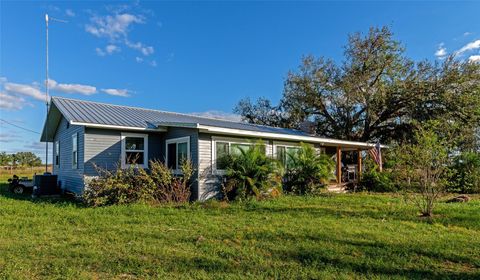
xmin=0 ymin=182 xmax=479 ymax=279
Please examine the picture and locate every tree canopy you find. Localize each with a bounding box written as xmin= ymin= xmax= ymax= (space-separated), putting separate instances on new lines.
xmin=0 ymin=151 xmax=42 ymax=167
xmin=235 ymin=26 xmax=480 ymax=148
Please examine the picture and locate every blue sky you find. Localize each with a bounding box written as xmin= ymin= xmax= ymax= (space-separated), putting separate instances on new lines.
xmin=1 ymin=1 xmax=479 ymax=162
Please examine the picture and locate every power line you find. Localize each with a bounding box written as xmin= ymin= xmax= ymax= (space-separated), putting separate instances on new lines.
xmin=0 ymin=119 xmax=40 ymax=134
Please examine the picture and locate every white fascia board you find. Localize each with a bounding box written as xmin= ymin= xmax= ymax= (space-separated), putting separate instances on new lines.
xmin=197 ymin=125 xmax=383 ymax=149
xmin=70 ymin=121 xmax=167 ymax=132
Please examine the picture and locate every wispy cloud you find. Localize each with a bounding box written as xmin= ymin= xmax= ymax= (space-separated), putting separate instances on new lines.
xmin=189 ymin=110 xmax=242 ymax=122
xmin=464 ymin=32 xmax=472 ymax=37
xmin=1 ymin=77 xmax=130 ymax=111
xmin=96 ymin=44 xmax=120 ymax=56
xmin=125 ymin=40 xmax=154 ymax=56
xmin=435 ymin=43 xmax=447 ymax=59
xmin=0 ymin=92 xmax=30 ymax=110
xmin=65 ymin=9 xmax=75 ymax=17
xmin=85 ymin=9 xmax=155 ymax=60
xmin=3 ymin=82 xmax=45 ymax=101
xmin=469 ymin=55 xmax=480 ymax=63
xmin=86 ymin=13 xmax=143 ymax=40
xmin=456 ymin=39 xmax=480 ymax=56
xmin=49 ymin=79 xmax=97 ymax=95
xmin=101 ymin=88 xmax=130 ymax=97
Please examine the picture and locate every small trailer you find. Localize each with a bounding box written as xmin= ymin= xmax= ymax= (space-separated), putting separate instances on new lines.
xmin=8 ymin=175 xmax=34 ymax=194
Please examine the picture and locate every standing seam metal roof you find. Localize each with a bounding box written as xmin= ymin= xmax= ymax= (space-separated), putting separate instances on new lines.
xmin=51 ymin=97 xmax=311 ymax=136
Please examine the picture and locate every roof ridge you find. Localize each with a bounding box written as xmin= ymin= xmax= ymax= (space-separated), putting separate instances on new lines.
xmin=51 ymin=96 xmax=305 ymax=133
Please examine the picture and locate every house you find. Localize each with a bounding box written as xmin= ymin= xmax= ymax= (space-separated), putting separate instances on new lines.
xmin=40 ymin=97 xmax=378 ymax=200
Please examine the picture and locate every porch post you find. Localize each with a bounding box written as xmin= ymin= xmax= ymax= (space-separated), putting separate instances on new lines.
xmin=336 ymin=146 xmax=342 ymax=184
xmin=357 ymin=149 xmax=362 ymax=180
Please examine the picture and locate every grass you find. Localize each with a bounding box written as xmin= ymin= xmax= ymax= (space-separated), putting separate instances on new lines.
xmin=0 ymin=177 xmax=479 ymax=279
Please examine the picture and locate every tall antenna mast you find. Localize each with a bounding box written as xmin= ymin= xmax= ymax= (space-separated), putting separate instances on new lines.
xmin=45 ymin=13 xmax=49 ymax=173
xmin=44 ymin=14 xmax=67 ymax=173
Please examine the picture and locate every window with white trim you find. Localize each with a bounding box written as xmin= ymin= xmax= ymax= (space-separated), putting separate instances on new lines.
xmin=72 ymin=133 xmax=78 ymax=169
xmin=276 ymin=146 xmax=300 ymax=169
xmin=121 ymin=133 xmax=148 ymax=168
xmin=166 ymin=136 xmax=190 ymax=172
xmin=55 ymin=141 xmax=60 ymax=167
xmin=213 ymin=138 xmax=266 ymax=173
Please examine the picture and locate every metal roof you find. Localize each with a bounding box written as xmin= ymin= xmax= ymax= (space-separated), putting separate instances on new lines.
xmin=41 ymin=97 xmax=380 ymax=149
xmin=50 ymin=96 xmax=310 ymax=136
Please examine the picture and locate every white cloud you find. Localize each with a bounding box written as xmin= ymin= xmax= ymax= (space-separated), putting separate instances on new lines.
xmin=125 ymin=40 xmax=154 ymax=56
xmin=469 ymin=55 xmax=480 ymax=63
xmin=85 ymin=13 xmax=144 ymax=40
xmin=65 ymin=9 xmax=75 ymax=17
xmin=435 ymin=43 xmax=447 ymax=58
xmin=0 ymin=77 xmax=7 ymax=83
xmin=85 ymin=11 xmax=155 ymax=58
xmin=464 ymin=32 xmax=472 ymax=36
xmin=0 ymin=92 xmax=28 ymax=110
xmin=150 ymin=60 xmax=157 ymax=67
xmin=189 ymin=110 xmax=242 ymax=122
xmin=3 ymin=82 xmax=45 ymax=101
xmin=95 ymin=47 xmax=106 ymax=56
xmin=106 ymin=44 xmax=120 ymax=54
xmin=49 ymin=79 xmax=97 ymax=95
xmin=0 ymin=131 xmax=22 ymax=143
xmin=101 ymin=88 xmax=130 ymax=97
xmin=135 ymin=57 xmax=143 ymax=63
xmin=456 ymin=39 xmax=480 ymax=55
xmin=96 ymin=44 xmax=120 ymax=56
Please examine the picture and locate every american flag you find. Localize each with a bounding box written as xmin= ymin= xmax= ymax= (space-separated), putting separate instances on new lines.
xmin=368 ymin=142 xmax=382 ymax=171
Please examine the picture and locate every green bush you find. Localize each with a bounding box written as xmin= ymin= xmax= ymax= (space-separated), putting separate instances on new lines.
xmin=283 ymin=143 xmax=335 ymax=195
xmin=358 ymin=169 xmax=397 ymax=193
xmin=357 ymin=159 xmax=397 ymax=192
xmin=83 ymin=160 xmax=193 ymax=207
xmin=448 ymin=152 xmax=480 ymax=194
xmin=222 ymin=142 xmax=283 ymax=201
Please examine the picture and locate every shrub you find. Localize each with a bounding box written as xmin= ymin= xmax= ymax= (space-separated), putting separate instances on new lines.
xmin=448 ymin=152 xmax=480 ymax=194
xmin=83 ymin=165 xmax=154 ymax=207
xmin=222 ymin=142 xmax=282 ymax=201
xmin=357 ymin=159 xmax=397 ymax=192
xmin=83 ymin=160 xmax=193 ymax=207
xmin=283 ymin=143 xmax=335 ymax=195
xmin=150 ymin=160 xmax=193 ymax=203
xmin=391 ymin=125 xmax=451 ymax=217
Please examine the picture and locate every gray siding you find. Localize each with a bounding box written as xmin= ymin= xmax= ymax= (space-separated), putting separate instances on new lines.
xmin=52 ymin=117 xmax=85 ymax=193
xmin=197 ymin=134 xmax=323 ymax=200
xmin=197 ymin=134 xmax=276 ymax=200
xmin=84 ymin=128 xmax=164 ymax=176
xmin=162 ymin=127 xmax=200 ymax=200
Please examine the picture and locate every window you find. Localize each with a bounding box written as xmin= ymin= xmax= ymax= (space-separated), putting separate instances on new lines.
xmin=274 ymin=144 xmax=301 ymax=169
xmin=121 ymin=133 xmax=148 ymax=168
xmin=55 ymin=141 xmax=60 ymax=166
xmin=213 ymin=137 xmax=266 ymax=173
xmin=166 ymin=136 xmax=190 ymax=172
xmin=72 ymin=133 xmax=78 ymax=169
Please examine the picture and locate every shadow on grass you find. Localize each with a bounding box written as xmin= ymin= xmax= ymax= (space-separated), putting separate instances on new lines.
xmin=0 ymin=183 xmax=84 ymax=208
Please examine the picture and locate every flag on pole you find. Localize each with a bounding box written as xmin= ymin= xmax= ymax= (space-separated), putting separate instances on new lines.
xmin=368 ymin=142 xmax=382 ymax=171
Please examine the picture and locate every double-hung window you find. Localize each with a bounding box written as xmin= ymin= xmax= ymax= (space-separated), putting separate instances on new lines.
xmin=121 ymin=133 xmax=148 ymax=168
xmin=72 ymin=133 xmax=78 ymax=169
xmin=166 ymin=136 xmax=190 ymax=173
xmin=55 ymin=141 xmax=60 ymax=167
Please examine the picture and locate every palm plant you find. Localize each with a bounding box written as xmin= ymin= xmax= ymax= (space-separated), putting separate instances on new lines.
xmin=223 ymin=142 xmax=283 ymax=201
xmin=284 ymin=143 xmax=335 ymax=195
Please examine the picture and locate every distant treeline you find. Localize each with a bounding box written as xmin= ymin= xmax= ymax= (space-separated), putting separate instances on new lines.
xmin=0 ymin=152 xmax=42 ymax=167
